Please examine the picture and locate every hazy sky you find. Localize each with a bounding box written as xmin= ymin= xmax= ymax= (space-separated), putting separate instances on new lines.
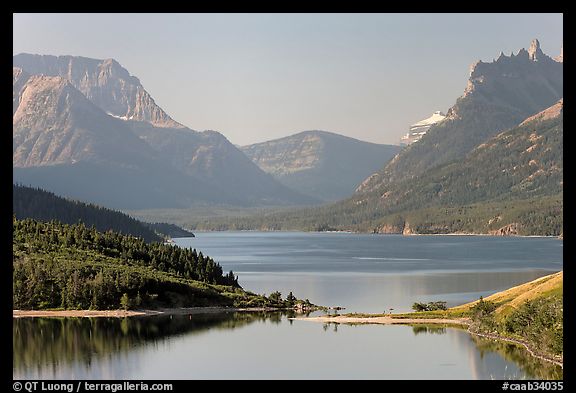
xmin=13 ymin=13 xmax=563 ymax=146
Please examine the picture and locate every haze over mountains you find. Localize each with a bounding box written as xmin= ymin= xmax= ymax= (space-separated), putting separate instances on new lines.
xmin=357 ymin=39 xmax=562 ymax=195
xmin=325 ymin=40 xmax=563 ymax=234
xmin=13 ymin=54 xmax=317 ymax=209
xmin=177 ymin=40 xmax=563 ymax=236
xmin=13 ymin=39 xmax=563 ymax=237
xmin=241 ymin=131 xmax=401 ymax=201
xmin=365 ymin=99 xmax=563 ymax=235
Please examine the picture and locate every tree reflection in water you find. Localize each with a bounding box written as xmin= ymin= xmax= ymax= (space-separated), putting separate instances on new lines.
xmin=13 ymin=311 xmax=299 ymax=372
xmin=409 ymin=324 xmax=562 ymax=380
xmin=469 ymin=334 xmax=563 ymax=380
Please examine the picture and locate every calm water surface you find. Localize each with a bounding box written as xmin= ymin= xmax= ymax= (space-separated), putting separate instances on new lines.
xmin=175 ymin=232 xmax=563 ymax=313
xmin=14 ymin=232 xmax=563 ymax=379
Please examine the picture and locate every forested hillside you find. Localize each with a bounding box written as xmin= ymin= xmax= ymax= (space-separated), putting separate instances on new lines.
xmin=12 ymin=218 xmax=318 ymax=311
xmin=13 ymin=184 xmax=163 ymax=242
xmin=13 ymin=218 xmax=245 ymax=310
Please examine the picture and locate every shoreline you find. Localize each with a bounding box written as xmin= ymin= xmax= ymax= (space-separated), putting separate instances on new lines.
xmin=12 ymin=306 xmax=316 ymax=318
xmin=176 ymin=232 xmax=560 ymax=239
xmin=291 ymin=315 xmax=470 ymax=326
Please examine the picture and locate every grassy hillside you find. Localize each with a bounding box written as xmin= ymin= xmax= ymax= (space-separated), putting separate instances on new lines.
xmin=405 ymin=271 xmax=563 ymax=358
xmin=166 ymin=193 xmax=562 ymax=236
xmin=373 ymin=193 xmax=563 ymax=236
xmin=450 ymin=271 xmax=562 ymax=316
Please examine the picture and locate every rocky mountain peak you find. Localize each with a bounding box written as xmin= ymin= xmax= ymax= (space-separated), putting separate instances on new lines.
xmin=528 ymin=38 xmax=544 ymax=61
xmin=555 ymin=45 xmax=563 ymax=63
xmin=13 ymin=53 xmax=183 ymax=129
xmin=358 ymin=39 xmax=562 ymax=195
xmin=460 ymin=39 xmax=560 ymax=104
xmin=13 ymin=74 xmax=81 ymax=125
xmin=13 ymin=66 xmax=26 ymax=81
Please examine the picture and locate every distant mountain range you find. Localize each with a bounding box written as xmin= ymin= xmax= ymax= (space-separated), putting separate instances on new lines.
xmin=241 ymin=131 xmax=401 ymax=201
xmin=180 ymin=40 xmax=563 ymax=236
xmin=13 ymin=54 xmax=316 ymax=209
xmin=13 ymin=39 xmax=563 ymax=236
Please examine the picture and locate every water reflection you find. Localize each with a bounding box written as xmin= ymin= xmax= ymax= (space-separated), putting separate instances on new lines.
xmin=13 ymin=311 xmax=300 ymax=378
xmin=469 ymin=335 xmax=563 ymax=380
xmin=409 ymin=324 xmax=562 ymax=380
xmin=14 ymin=314 xmax=562 ymax=380
xmin=411 ymin=324 xmax=447 ymax=336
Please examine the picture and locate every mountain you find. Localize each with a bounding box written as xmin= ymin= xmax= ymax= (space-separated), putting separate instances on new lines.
xmin=13 ymin=184 xmax=163 ymax=242
xmin=241 ymin=131 xmax=401 ymax=201
xmin=12 ymin=70 xmax=223 ymax=209
xmin=13 ymin=54 xmax=316 ymax=208
xmin=13 ymin=67 xmax=30 ymax=114
xmin=129 ymin=123 xmax=316 ymax=205
xmin=13 ymin=54 xmax=182 ymax=128
xmin=358 ymin=39 xmax=563 ymax=194
xmin=188 ymin=101 xmax=563 ymax=235
xmin=181 ymin=42 xmax=563 ymax=236
xmin=363 ymin=99 xmax=563 ymax=235
xmin=13 ymin=72 xmax=159 ymax=168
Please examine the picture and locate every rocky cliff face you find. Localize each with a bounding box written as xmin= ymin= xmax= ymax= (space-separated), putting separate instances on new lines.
xmin=489 ymin=223 xmax=522 ymax=236
xmin=13 ymin=54 xmax=182 ymax=128
xmin=357 ymin=39 xmax=563 ymax=195
xmin=13 ymin=54 xmax=315 ymax=207
xmin=13 ymin=67 xmax=31 ymax=115
xmin=13 ymin=72 xmax=161 ymax=168
xmin=241 ymin=130 xmax=401 ymax=201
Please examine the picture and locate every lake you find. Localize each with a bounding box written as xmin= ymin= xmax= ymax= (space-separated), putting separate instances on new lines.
xmin=13 ymin=232 xmax=563 ymax=380
xmin=175 ymin=232 xmax=563 ymax=313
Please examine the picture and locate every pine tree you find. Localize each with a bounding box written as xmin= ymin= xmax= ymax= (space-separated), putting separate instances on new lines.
xmin=286 ymin=291 xmax=296 ymax=307
xmin=120 ymin=293 xmax=130 ymax=310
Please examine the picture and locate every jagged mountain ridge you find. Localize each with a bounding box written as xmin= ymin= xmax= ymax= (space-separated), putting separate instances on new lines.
xmin=241 ymin=130 xmax=401 ymax=201
xmin=358 ymin=39 xmax=563 ymax=194
xmin=13 ymin=54 xmax=317 ymax=207
xmin=189 ymin=41 xmax=563 ymax=235
xmin=12 ymin=71 xmax=232 ymax=209
xmin=13 ymin=72 xmax=158 ymax=168
xmin=13 ymin=54 xmax=182 ymax=128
